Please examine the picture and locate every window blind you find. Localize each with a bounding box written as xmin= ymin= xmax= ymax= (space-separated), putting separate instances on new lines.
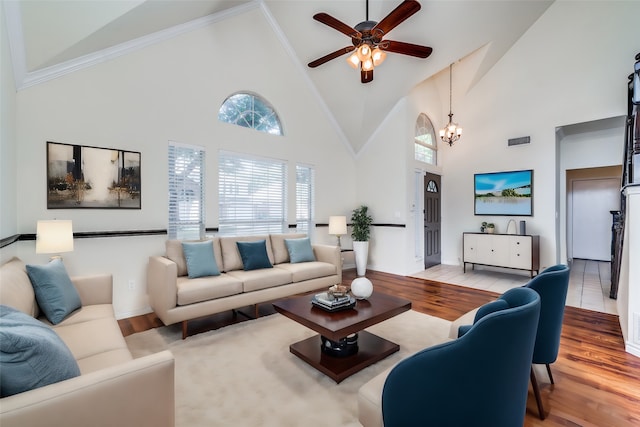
xmin=168 ymin=142 xmax=205 ymax=240
xmin=296 ymin=164 xmax=315 ymax=235
xmin=218 ymin=151 xmax=287 ymax=236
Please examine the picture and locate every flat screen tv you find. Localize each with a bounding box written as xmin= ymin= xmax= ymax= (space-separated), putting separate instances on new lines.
xmin=474 ymin=169 xmax=533 ymax=216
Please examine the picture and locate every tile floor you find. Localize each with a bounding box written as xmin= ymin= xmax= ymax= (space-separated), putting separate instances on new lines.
xmin=409 ymin=259 xmax=618 ymax=315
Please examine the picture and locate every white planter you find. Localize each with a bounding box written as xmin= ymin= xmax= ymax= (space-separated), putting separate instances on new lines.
xmin=353 ymin=241 xmax=369 ymax=276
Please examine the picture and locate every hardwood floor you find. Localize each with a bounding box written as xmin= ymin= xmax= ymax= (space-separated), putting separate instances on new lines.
xmin=119 ymin=269 xmax=640 ymax=426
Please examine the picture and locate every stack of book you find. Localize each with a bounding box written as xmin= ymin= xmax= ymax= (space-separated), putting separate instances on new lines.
xmin=312 ymin=292 xmax=355 ymax=312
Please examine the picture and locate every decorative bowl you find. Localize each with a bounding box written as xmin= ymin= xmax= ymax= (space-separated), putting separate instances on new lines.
xmin=328 ymin=284 xmax=349 ymax=298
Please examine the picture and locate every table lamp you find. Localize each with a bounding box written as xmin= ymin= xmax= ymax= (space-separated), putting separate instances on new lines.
xmin=328 ymin=216 xmax=347 ymax=247
xmin=36 ymin=220 xmax=74 ymax=260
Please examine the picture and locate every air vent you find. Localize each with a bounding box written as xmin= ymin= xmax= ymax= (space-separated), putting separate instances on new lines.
xmin=508 ymin=136 xmax=531 ymax=146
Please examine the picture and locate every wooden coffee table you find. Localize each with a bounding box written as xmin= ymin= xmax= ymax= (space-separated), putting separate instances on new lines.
xmin=273 ymin=291 xmax=411 ymax=383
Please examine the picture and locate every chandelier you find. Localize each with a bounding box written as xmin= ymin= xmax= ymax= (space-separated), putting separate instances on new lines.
xmin=440 ymin=63 xmax=462 ymax=146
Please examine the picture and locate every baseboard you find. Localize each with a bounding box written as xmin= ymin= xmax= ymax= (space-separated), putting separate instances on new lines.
xmin=625 ymin=341 xmax=640 ymax=358
xmin=116 ymin=306 xmax=153 ymax=320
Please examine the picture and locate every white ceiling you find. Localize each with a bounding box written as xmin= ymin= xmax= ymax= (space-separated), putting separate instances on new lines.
xmin=3 ymin=0 xmax=553 ymax=153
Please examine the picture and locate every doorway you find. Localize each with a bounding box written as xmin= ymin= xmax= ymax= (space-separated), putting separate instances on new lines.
xmin=424 ymin=172 xmax=441 ymax=268
xmin=569 ymin=176 xmax=621 ymax=261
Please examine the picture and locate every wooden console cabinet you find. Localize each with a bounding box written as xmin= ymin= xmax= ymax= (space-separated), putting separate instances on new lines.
xmin=463 ymin=232 xmax=540 ymax=277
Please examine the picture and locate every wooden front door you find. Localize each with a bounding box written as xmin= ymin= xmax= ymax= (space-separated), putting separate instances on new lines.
xmin=424 ymin=173 xmax=441 ymax=268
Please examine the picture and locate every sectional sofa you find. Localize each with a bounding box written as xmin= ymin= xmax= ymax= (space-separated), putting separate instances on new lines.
xmin=0 ymin=257 xmax=175 ymax=427
xmin=147 ymin=233 xmax=342 ymax=338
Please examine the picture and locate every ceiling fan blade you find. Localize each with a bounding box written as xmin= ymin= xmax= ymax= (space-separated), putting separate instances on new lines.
xmin=313 ymin=13 xmax=361 ymax=38
xmin=361 ymin=68 xmax=374 ymax=84
xmin=380 ymin=40 xmax=433 ymax=58
xmin=308 ymin=46 xmax=356 ymax=68
xmin=372 ymin=0 xmax=421 ymax=37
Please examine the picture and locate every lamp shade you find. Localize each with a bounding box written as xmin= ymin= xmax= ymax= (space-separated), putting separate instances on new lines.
xmin=36 ymin=220 xmax=74 ymax=254
xmin=328 ymin=216 xmax=347 ymax=236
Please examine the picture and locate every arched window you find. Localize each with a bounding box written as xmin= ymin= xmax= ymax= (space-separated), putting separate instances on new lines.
xmin=218 ymin=92 xmax=283 ymax=135
xmin=415 ymin=113 xmax=437 ymax=165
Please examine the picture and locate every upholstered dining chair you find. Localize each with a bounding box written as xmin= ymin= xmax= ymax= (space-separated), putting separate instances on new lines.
xmin=382 ymin=287 xmax=541 ymax=427
xmin=524 ymin=264 xmax=570 ymax=419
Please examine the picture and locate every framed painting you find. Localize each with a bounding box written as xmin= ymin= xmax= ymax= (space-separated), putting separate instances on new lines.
xmin=47 ymin=141 xmax=141 ymax=209
xmin=474 ymin=169 xmax=533 ymax=216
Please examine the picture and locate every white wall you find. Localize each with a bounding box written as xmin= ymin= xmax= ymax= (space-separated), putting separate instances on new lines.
xmin=617 ymin=187 xmax=640 ymax=358
xmin=436 ymin=1 xmax=638 ymax=270
xmin=6 ymin=7 xmax=357 ymax=318
xmin=1 ymin=2 xmax=18 ymax=243
xmin=3 ymin=2 xmax=639 ymax=320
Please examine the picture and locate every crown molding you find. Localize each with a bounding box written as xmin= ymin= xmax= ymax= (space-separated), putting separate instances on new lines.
xmin=5 ymin=1 xmax=260 ymax=91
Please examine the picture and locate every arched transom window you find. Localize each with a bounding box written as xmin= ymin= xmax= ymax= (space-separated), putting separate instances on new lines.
xmin=415 ymin=113 xmax=437 ymax=165
xmin=218 ymin=92 xmax=283 ymax=135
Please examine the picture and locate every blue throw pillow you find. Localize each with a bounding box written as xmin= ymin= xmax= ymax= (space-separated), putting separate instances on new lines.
xmin=26 ymin=259 xmax=81 ymax=325
xmin=0 ymin=305 xmax=80 ymax=397
xmin=236 ymin=240 xmax=273 ymax=271
xmin=284 ymin=237 xmax=316 ymax=263
xmin=182 ymin=241 xmax=221 ymax=278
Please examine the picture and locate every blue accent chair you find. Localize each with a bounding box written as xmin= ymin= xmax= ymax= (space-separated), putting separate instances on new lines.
xmin=382 ymin=287 xmax=541 ymax=427
xmin=524 ymin=264 xmax=570 ymax=419
xmin=453 ymin=264 xmax=571 ymax=420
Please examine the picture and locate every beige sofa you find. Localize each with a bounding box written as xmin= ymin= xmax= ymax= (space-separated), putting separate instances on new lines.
xmin=147 ymin=233 xmax=341 ymax=338
xmin=0 ymin=257 xmax=175 ymax=427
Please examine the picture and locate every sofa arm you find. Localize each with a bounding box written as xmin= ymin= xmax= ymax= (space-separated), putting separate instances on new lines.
xmin=313 ymin=244 xmax=342 ymax=282
xmin=0 ymin=351 xmax=175 ymax=427
xmin=147 ymin=256 xmax=179 ymax=323
xmin=71 ymin=274 xmax=113 ymax=306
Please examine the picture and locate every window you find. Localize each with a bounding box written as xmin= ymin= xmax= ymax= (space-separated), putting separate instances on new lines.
xmin=296 ymin=164 xmax=315 ymax=234
xmin=168 ymin=142 xmax=205 ymax=240
xmin=218 ymin=151 xmax=287 ymax=236
xmin=415 ymin=113 xmax=437 ymax=165
xmin=218 ymin=92 xmax=283 ymax=135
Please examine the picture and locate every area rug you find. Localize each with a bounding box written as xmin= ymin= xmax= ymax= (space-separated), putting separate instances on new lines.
xmin=125 ymin=310 xmax=452 ymax=427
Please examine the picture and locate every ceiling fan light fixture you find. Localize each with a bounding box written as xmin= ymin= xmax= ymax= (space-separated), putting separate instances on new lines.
xmin=308 ymin=0 xmax=432 ymax=84
xmin=362 ymin=57 xmax=374 ymax=71
xmin=356 ymin=43 xmax=371 ymax=62
xmin=346 ymin=52 xmax=360 ymax=69
xmin=371 ymin=48 xmax=386 ymax=66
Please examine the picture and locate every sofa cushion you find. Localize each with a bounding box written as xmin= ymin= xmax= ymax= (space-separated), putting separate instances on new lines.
xmin=166 ymin=239 xmax=190 ymax=276
xmin=176 ymin=275 xmax=243 ymax=305
xmin=52 ymin=315 xmax=132 ymax=374
xmin=284 ymin=237 xmax=316 ymax=263
xmin=237 ymin=240 xmax=273 ymax=271
xmin=0 ymin=257 xmax=39 ymax=317
xmin=0 ymin=305 xmax=81 ymax=397
xmin=274 ymin=262 xmax=337 ymax=283
xmin=220 ymin=235 xmax=274 ymax=272
xmin=182 ymin=241 xmax=221 ymax=278
xmin=227 ymin=268 xmax=293 ymax=293
xmin=270 ymin=233 xmax=306 ymax=264
xmin=26 ymin=259 xmax=82 ymax=325
xmin=166 ymin=238 xmax=223 ymax=277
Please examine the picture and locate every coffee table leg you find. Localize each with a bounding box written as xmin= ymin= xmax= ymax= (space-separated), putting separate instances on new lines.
xmin=289 ymin=331 xmax=400 ymax=383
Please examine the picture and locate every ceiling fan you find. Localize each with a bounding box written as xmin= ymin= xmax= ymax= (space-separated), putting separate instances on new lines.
xmin=307 ymin=0 xmax=432 ymax=84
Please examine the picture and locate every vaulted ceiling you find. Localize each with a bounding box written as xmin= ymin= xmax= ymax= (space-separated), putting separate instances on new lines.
xmin=3 ymin=0 xmax=553 ymax=153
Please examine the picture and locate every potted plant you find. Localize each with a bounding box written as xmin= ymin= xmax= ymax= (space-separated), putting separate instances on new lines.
xmin=351 ymin=205 xmax=373 ymax=276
